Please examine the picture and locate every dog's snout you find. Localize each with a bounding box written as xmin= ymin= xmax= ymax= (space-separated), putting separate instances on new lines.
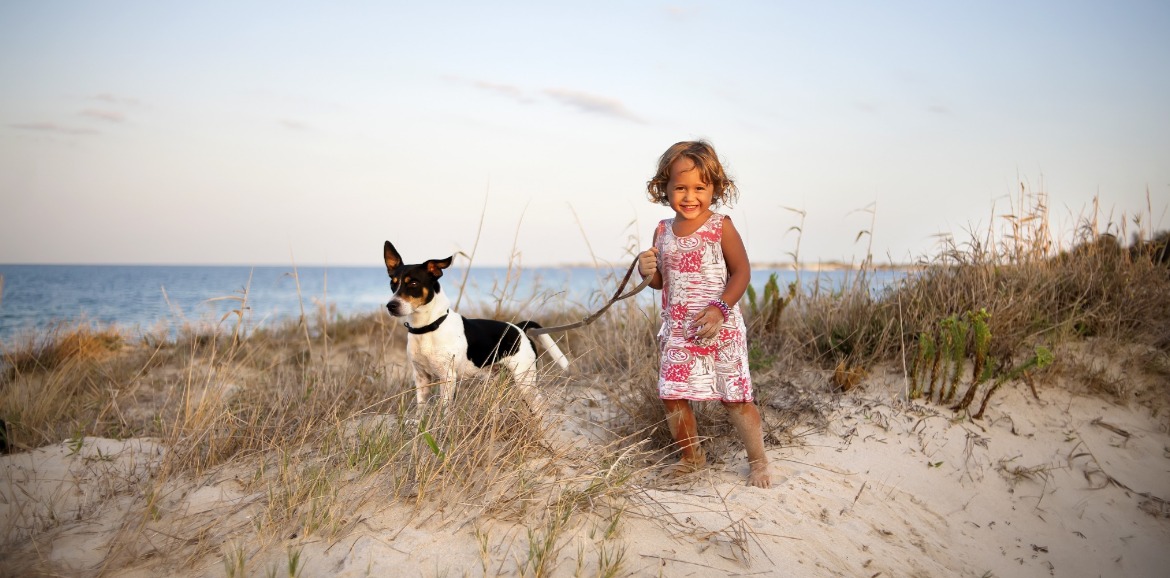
xmin=386 ymin=297 xmax=413 ymax=317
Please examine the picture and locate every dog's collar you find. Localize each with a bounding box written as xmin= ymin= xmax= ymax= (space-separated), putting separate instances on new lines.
xmin=405 ymin=311 xmax=449 ymax=335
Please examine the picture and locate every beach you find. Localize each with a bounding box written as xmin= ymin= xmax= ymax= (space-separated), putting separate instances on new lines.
xmin=2 ymin=332 xmax=1167 ymax=577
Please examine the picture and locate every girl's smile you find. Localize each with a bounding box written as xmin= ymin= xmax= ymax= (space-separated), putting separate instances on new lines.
xmin=667 ymin=157 xmax=714 ymax=224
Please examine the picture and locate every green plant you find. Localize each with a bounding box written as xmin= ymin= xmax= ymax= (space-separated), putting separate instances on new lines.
xmin=523 ymin=505 xmax=569 ymax=578
xmin=66 ymin=432 xmax=84 ymax=456
xmin=223 ymin=542 xmax=248 ymax=578
xmin=946 ymin=314 xmax=970 ymax=402
xmin=748 ymin=344 xmax=776 ymax=372
xmin=972 ymin=345 xmax=1054 ymax=419
xmin=915 ymin=309 xmax=999 ymax=411
xmin=746 ymin=274 xmax=795 ymax=333
xmin=953 ymin=309 xmax=993 ymax=412
xmin=286 ymin=546 xmax=304 ymax=578
xmin=418 ymin=417 xmax=445 ymax=462
xmin=926 ymin=327 xmax=943 ymax=401
xmin=969 ymin=309 xmax=992 ymax=383
xmin=937 ymin=316 xmax=958 ymax=403
xmin=910 ymin=331 xmax=935 ymax=399
xmin=345 ymin=422 xmax=402 ymax=474
xmin=595 ymin=539 xmax=626 ymax=578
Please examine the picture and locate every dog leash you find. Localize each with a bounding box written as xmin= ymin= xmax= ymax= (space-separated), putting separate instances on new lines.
xmin=525 ymin=256 xmax=653 ymax=336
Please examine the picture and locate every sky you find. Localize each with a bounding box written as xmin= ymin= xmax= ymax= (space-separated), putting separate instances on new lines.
xmin=1 ymin=1 xmax=1167 ymax=267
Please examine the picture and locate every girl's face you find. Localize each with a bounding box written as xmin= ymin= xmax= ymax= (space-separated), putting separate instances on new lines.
xmin=667 ymin=157 xmax=714 ymax=222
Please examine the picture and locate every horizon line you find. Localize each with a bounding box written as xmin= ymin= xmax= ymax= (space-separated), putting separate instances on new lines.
xmin=0 ymin=259 xmax=916 ymax=270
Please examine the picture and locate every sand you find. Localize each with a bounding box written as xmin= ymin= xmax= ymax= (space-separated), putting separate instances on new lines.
xmin=2 ymin=345 xmax=1168 ymax=577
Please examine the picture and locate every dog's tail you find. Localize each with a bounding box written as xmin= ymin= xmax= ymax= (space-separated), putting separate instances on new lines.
xmin=517 ymin=321 xmax=570 ymax=370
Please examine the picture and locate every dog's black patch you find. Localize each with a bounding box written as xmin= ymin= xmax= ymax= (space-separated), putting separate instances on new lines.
xmin=513 ymin=320 xmax=542 ymax=332
xmin=462 ymin=318 xmax=528 ymax=368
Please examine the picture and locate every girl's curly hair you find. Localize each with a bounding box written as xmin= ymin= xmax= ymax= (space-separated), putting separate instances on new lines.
xmin=646 ymin=140 xmax=739 ymax=208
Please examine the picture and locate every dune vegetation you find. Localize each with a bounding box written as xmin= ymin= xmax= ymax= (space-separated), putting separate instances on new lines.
xmin=1 ymin=191 xmax=1167 ymax=577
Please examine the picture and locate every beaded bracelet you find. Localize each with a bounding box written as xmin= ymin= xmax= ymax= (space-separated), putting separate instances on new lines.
xmin=708 ymin=299 xmax=731 ymax=320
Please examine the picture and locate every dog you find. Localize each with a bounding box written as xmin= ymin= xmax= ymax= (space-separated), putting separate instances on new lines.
xmin=383 ymin=241 xmax=569 ymax=411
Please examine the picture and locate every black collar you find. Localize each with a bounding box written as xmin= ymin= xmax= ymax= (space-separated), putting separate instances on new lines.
xmin=405 ymin=311 xmax=449 ymax=334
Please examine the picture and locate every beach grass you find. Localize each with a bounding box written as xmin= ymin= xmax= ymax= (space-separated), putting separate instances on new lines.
xmin=0 ymin=192 xmax=1167 ymax=575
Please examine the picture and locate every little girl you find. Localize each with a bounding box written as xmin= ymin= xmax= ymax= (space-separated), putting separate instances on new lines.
xmin=637 ymin=140 xmax=772 ymax=488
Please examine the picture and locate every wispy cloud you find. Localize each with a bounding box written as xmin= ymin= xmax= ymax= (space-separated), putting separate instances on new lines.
xmin=664 ymin=5 xmax=699 ymax=20
xmin=79 ymin=109 xmax=126 ymax=123
xmin=279 ymin=119 xmax=310 ymax=131
xmin=9 ymin=122 xmax=101 ymax=135
xmin=90 ymin=93 xmax=144 ymax=107
xmin=472 ymin=80 xmax=533 ymax=104
xmin=452 ymin=76 xmax=644 ymax=123
xmin=543 ymin=88 xmax=644 ymax=123
xmin=855 ymin=101 xmax=880 ymax=114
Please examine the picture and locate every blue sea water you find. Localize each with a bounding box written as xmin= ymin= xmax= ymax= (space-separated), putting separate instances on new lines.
xmin=0 ymin=264 xmax=907 ymax=345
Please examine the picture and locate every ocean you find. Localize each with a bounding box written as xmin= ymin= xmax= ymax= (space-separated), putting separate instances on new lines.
xmin=0 ymin=264 xmax=907 ymax=345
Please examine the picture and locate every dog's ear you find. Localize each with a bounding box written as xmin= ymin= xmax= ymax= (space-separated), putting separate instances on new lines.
xmin=426 ymin=256 xmax=454 ymax=278
xmin=384 ymin=241 xmax=403 ymax=271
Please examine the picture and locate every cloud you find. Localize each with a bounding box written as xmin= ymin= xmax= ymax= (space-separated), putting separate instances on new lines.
xmin=855 ymin=101 xmax=880 ymax=114
xmin=452 ymin=76 xmax=644 ymax=123
xmin=79 ymin=109 xmax=126 ymax=123
xmin=90 ymin=93 xmax=144 ymax=107
xmin=472 ymin=80 xmax=534 ymax=104
xmin=664 ymin=5 xmax=699 ymax=20
xmin=279 ymin=119 xmax=310 ymax=131
xmin=9 ymin=122 xmax=100 ymax=135
xmin=543 ymin=88 xmax=645 ymax=123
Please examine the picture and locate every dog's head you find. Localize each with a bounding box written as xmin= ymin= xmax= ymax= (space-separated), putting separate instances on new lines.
xmin=384 ymin=241 xmax=453 ymax=317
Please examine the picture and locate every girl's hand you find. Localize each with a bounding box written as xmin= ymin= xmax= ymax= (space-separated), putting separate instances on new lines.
xmin=689 ymin=306 xmax=724 ymax=340
xmin=637 ymin=247 xmax=659 ymax=278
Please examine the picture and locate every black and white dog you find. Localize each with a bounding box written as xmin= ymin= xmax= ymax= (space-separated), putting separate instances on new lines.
xmin=383 ymin=241 xmax=569 ymax=410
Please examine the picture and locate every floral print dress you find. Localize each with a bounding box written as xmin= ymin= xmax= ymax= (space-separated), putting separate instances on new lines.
xmin=655 ymin=213 xmax=753 ymax=402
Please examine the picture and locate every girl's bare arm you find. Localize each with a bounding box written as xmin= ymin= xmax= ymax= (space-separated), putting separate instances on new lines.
xmin=719 ymin=216 xmax=751 ymax=307
xmin=638 ymin=229 xmax=663 ymax=290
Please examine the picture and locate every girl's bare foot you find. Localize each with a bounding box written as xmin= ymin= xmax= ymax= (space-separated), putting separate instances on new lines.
xmin=723 ymin=401 xmax=772 ymax=488
xmin=662 ymin=399 xmax=705 ymax=480
xmin=747 ymin=461 xmax=772 ymax=488
xmin=659 ymin=453 xmax=706 ymax=480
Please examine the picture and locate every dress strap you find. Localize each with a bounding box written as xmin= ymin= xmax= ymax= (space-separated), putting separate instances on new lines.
xmin=709 ymin=212 xmax=724 ymax=237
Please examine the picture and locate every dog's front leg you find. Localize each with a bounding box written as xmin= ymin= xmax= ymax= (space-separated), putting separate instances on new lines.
xmin=411 ymin=365 xmax=432 ymax=411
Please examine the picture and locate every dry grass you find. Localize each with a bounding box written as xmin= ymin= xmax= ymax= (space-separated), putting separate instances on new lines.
xmin=0 ymin=191 xmax=1166 ymax=574
xmin=769 ymin=189 xmax=1169 ymax=418
xmin=0 ymin=272 xmax=656 ymax=575
xmin=2 ymin=322 xmax=127 ymax=376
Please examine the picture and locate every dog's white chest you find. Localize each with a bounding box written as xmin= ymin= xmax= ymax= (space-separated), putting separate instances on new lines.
xmin=406 ymin=324 xmax=478 ymax=380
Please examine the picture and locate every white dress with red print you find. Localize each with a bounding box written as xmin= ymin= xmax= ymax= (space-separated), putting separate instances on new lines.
xmin=655 ymin=213 xmax=753 ymax=402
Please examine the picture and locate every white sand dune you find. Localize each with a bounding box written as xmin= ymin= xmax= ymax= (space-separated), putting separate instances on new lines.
xmin=3 ymin=352 xmax=1168 ymax=577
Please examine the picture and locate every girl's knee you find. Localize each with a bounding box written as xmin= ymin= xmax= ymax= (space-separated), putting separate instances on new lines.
xmin=721 ymin=400 xmax=757 ymax=413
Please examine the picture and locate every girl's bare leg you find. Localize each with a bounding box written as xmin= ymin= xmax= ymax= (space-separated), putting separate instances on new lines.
xmin=723 ymin=401 xmax=772 ymax=488
xmin=662 ymin=399 xmax=705 ymax=475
